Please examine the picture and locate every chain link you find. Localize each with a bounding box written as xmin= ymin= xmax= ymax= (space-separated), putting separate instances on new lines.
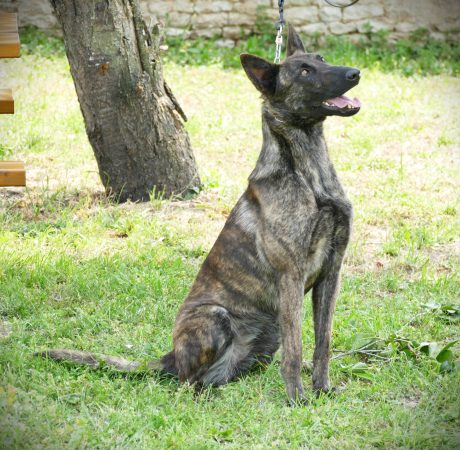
xmin=274 ymin=24 xmax=283 ymax=64
xmin=274 ymin=0 xmax=284 ymax=63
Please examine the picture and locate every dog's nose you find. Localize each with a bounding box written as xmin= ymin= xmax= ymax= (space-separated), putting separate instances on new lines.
xmin=346 ymin=69 xmax=360 ymax=81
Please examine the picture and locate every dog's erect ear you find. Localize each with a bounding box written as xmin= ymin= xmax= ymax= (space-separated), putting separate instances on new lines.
xmin=240 ymin=54 xmax=279 ymax=97
xmin=287 ymin=24 xmax=306 ymax=57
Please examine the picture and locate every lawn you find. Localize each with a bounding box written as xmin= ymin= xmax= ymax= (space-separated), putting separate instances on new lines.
xmin=0 ymin=29 xmax=459 ymax=449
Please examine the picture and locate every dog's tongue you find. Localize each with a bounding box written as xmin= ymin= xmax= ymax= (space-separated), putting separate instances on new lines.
xmin=327 ymin=95 xmax=361 ymax=108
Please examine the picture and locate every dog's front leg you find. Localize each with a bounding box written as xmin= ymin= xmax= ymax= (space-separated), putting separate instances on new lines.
xmin=311 ymin=263 xmax=341 ymax=394
xmin=311 ymin=206 xmax=351 ymax=395
xmin=279 ymin=273 xmax=305 ymax=404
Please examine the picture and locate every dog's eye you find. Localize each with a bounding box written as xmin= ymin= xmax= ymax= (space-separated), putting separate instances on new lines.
xmin=301 ymin=68 xmax=310 ymax=76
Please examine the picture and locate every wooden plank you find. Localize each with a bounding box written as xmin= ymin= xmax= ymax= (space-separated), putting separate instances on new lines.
xmin=0 ymin=161 xmax=26 ymax=186
xmin=0 ymin=13 xmax=18 ymax=32
xmin=0 ymin=161 xmax=25 ymax=168
xmin=0 ymin=160 xmax=23 ymax=169
xmin=0 ymin=12 xmax=20 ymax=58
xmin=0 ymin=88 xmax=14 ymax=113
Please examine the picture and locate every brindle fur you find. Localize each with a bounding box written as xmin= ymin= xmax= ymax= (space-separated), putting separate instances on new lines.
xmin=38 ymin=26 xmax=361 ymax=403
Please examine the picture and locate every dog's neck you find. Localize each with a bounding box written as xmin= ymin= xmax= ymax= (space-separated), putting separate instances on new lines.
xmin=250 ymin=104 xmax=346 ymax=202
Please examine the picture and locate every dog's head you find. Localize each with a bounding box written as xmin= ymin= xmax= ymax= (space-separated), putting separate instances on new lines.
xmin=240 ymin=25 xmax=361 ymax=124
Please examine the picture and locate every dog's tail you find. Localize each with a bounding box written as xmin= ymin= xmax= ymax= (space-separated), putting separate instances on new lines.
xmin=35 ymin=349 xmax=164 ymax=374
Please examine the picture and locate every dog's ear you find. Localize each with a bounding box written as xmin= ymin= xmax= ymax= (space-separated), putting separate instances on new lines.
xmin=240 ymin=54 xmax=279 ymax=97
xmin=287 ymin=24 xmax=306 ymax=56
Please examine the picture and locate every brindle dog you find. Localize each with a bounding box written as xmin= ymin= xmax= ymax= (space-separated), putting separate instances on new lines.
xmin=39 ymin=26 xmax=361 ymax=403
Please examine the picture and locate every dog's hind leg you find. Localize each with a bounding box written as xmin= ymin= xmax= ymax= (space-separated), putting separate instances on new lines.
xmin=158 ymin=350 xmax=178 ymax=376
xmin=173 ymin=305 xmax=234 ymax=385
xmin=201 ymin=322 xmax=278 ymax=386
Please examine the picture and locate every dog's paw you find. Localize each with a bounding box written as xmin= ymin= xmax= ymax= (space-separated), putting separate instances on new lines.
xmin=313 ymin=386 xmax=335 ymax=398
xmin=285 ymin=382 xmax=308 ymax=407
xmin=313 ymin=384 xmax=345 ymax=399
xmin=286 ymin=395 xmax=310 ymax=407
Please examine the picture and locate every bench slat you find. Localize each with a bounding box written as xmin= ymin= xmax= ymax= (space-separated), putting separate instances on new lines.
xmin=0 ymin=12 xmax=20 ymax=58
xmin=0 ymin=161 xmax=26 ymax=186
xmin=0 ymin=88 xmax=14 ymax=113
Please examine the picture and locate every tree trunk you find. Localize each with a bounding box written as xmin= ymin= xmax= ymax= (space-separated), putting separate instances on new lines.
xmin=50 ymin=0 xmax=200 ymax=202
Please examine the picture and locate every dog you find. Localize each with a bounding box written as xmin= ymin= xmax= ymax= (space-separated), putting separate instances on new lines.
xmin=38 ymin=25 xmax=361 ymax=404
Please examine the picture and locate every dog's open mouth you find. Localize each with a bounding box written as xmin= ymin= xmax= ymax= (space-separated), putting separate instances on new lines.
xmin=322 ymin=95 xmax=361 ymax=111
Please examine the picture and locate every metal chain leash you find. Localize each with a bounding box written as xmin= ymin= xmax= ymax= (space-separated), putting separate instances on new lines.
xmin=274 ymin=0 xmax=285 ymax=64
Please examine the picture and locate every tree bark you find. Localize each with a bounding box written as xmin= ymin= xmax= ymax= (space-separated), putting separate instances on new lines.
xmin=50 ymin=0 xmax=200 ymax=202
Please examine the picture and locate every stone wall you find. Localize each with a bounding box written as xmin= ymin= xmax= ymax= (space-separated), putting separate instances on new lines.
xmin=2 ymin=0 xmax=459 ymax=42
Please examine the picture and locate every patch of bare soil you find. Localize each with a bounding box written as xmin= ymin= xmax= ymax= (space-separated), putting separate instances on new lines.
xmin=428 ymin=240 xmax=460 ymax=273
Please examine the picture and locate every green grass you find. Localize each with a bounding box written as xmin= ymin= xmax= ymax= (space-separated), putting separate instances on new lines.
xmin=1 ymin=29 xmax=460 ymax=449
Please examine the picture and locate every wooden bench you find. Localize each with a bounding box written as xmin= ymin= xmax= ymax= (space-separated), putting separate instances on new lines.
xmin=0 ymin=12 xmax=18 ymax=114
xmin=0 ymin=161 xmax=26 ymax=186
xmin=0 ymin=12 xmax=20 ymax=58
xmin=1 ymin=11 xmax=25 ymax=187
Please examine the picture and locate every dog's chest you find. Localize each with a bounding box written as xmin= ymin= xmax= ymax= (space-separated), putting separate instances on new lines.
xmin=296 ymin=153 xmax=344 ymax=201
xmin=294 ymin=164 xmax=352 ymax=269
